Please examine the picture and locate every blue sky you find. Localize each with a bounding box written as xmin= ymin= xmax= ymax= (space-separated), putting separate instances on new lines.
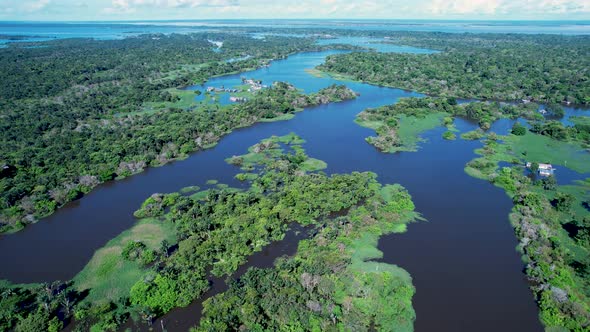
xmin=1 ymin=0 xmax=589 ymax=21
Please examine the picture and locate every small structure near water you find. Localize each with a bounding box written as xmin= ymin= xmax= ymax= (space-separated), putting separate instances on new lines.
xmin=241 ymin=77 xmax=267 ymax=91
xmin=229 ymin=96 xmax=248 ymax=103
xmin=206 ymin=86 xmax=239 ymax=93
xmin=526 ymin=162 xmax=555 ymax=176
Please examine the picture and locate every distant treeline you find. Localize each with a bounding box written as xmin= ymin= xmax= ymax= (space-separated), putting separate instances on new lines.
xmin=318 ymin=33 xmax=590 ymax=104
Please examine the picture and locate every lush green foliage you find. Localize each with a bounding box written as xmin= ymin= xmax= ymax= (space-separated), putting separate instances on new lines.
xmin=2 ymin=133 xmax=413 ymax=331
xmin=0 ymin=280 xmax=81 ymax=332
xmin=464 ymin=128 xmax=590 ymax=331
xmin=356 ymin=97 xmax=539 ymax=152
xmin=530 ymin=118 xmax=590 ymax=147
xmin=318 ymin=33 xmax=590 ymax=104
xmin=442 ymin=131 xmax=456 ymax=140
xmin=0 ymin=36 xmax=356 ymax=234
xmin=512 ymin=122 xmax=527 ymax=136
xmin=194 ymin=181 xmax=418 ymax=332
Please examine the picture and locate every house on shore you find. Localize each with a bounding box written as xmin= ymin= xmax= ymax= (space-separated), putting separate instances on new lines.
xmin=229 ymin=96 xmax=247 ymax=103
xmin=526 ymin=162 xmax=555 ymax=176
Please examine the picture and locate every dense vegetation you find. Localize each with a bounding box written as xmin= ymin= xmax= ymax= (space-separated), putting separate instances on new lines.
xmin=356 ymin=97 xmax=540 ymax=152
xmin=318 ymin=34 xmax=590 ymax=104
xmin=0 ymin=32 xmax=357 ymax=234
xmin=0 ymin=133 xmax=418 ymax=331
xmin=195 ymin=183 xmax=417 ymax=331
xmin=464 ymin=127 xmax=590 ymax=331
xmin=529 ymin=116 xmax=590 ymax=148
xmin=193 ymin=135 xmax=419 ymax=331
xmin=355 ymin=84 xmax=590 ymax=330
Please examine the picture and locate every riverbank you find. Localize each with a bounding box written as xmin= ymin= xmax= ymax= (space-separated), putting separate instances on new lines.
xmin=0 ymin=133 xmax=420 ymax=331
xmin=0 ymin=80 xmax=357 ymax=234
xmin=463 ymin=127 xmax=590 ymax=330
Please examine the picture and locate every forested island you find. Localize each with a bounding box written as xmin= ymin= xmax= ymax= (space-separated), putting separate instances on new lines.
xmin=356 ymin=97 xmax=542 ymax=152
xmin=0 ymin=134 xmax=418 ymax=331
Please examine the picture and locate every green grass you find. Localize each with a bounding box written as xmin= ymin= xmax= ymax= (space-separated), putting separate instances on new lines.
xmin=73 ymin=218 xmax=176 ymax=305
xmin=299 ymin=158 xmax=327 ymax=172
xmin=334 ymin=206 xmax=416 ymax=332
xmin=158 ymin=63 xmax=211 ymax=81
xmin=348 ymin=232 xmax=411 ymax=281
xmin=275 ymin=132 xmax=306 ymax=145
xmin=258 ymin=113 xmax=295 ymax=122
xmin=226 ymin=134 xmax=311 ymax=172
xmin=569 ymin=116 xmax=590 ymax=127
xmin=191 ymin=187 xmax=242 ymax=200
xmin=357 ymin=112 xmax=446 ymax=153
xmin=558 ymin=178 xmax=590 ymax=217
xmin=134 ymin=89 xmax=203 ymax=116
xmin=180 ymin=186 xmax=200 ymax=194
xmin=314 ymin=69 xmax=359 ymax=83
xmin=355 ymin=118 xmax=383 ymax=131
xmin=190 ymin=189 xmax=211 ymax=200
xmin=495 ymin=132 xmax=590 ymax=173
xmin=442 ymin=131 xmax=457 ymax=140
xmin=304 ymin=68 xmax=327 ymax=78
xmin=461 ymin=129 xmax=485 ymax=141
xmin=396 ymin=114 xmax=446 ymax=148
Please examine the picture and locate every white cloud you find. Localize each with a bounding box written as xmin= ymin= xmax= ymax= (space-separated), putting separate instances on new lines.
xmin=108 ymin=0 xmax=237 ymax=9
xmin=23 ymin=0 xmax=51 ymax=12
xmin=2 ymin=0 xmax=589 ymax=20
xmin=427 ymin=0 xmax=500 ymax=15
xmin=424 ymin=0 xmax=590 ymax=16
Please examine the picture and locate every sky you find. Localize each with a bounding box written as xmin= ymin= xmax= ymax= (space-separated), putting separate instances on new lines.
xmin=0 ymin=0 xmax=589 ymax=21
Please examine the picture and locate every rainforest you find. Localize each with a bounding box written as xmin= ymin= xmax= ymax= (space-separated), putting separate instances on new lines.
xmin=0 ymin=20 xmax=589 ymax=332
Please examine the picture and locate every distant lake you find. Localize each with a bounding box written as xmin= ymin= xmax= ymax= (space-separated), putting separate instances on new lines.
xmin=0 ymin=19 xmax=589 ymax=46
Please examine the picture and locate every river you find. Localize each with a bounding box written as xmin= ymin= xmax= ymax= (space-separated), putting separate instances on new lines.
xmin=5 ymin=39 xmax=588 ymax=330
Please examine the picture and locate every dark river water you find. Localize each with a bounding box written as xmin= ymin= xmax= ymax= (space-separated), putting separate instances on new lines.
xmin=4 ymin=42 xmax=589 ymax=331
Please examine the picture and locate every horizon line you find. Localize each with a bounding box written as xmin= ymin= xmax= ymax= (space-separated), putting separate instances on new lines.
xmin=1 ymin=18 xmax=590 ymax=23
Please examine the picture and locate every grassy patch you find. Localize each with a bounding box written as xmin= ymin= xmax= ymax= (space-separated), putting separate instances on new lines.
xmin=304 ymin=68 xmax=327 ymax=78
xmin=461 ymin=129 xmax=485 ymax=141
xmin=498 ymin=132 xmax=590 ymax=173
xmin=348 ymin=232 xmax=411 ymax=281
xmin=137 ymin=89 xmax=202 ymax=115
xmin=442 ymin=131 xmax=457 ymax=140
xmin=299 ymin=158 xmax=328 ymax=172
xmin=464 ymin=127 xmax=590 ymax=330
xmin=258 ymin=113 xmax=294 ymax=122
xmin=396 ymin=113 xmax=446 ymax=147
xmin=179 ymin=185 xmax=200 ymax=194
xmin=73 ymin=218 xmax=176 ymax=305
xmin=357 ymin=112 xmax=446 ymax=153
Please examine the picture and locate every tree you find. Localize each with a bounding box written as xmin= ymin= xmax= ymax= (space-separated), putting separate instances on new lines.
xmin=14 ymin=309 xmax=50 ymax=332
xmin=512 ymin=122 xmax=527 ymax=136
xmin=553 ymin=193 xmax=575 ymax=212
xmin=547 ymin=103 xmax=565 ymax=118
xmin=530 ymin=162 xmax=539 ymax=173
xmin=539 ymin=176 xmax=557 ymax=190
xmin=160 ymin=239 xmax=171 ymax=258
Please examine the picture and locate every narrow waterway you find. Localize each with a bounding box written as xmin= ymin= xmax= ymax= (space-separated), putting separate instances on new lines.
xmin=3 ymin=44 xmax=580 ymax=331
